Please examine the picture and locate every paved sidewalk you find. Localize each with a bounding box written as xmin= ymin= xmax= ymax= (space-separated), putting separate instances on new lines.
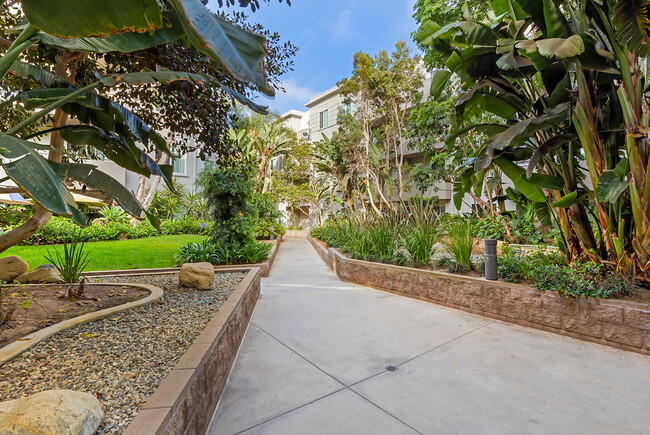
xmin=207 ymin=238 xmax=650 ymax=435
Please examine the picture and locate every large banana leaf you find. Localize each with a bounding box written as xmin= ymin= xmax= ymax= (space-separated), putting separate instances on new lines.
xmin=21 ymin=0 xmax=164 ymax=38
xmin=494 ymin=157 xmax=546 ymax=202
xmin=54 ymin=125 xmax=173 ymax=182
xmin=49 ymin=161 xmax=160 ymax=226
xmin=612 ymin=0 xmax=650 ymax=55
xmin=32 ymin=23 xmax=183 ymax=54
xmin=0 ymin=133 xmax=85 ymax=224
xmin=96 ymin=70 xmax=268 ymax=113
xmin=168 ymin=0 xmax=273 ymax=95
xmin=17 ymin=87 xmax=170 ymax=155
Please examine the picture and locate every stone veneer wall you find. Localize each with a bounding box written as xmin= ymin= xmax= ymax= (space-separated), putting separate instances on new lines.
xmin=124 ymin=268 xmax=262 ymax=434
xmin=309 ymin=237 xmax=650 ymax=356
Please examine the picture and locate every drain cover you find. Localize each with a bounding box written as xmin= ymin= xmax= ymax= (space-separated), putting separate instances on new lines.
xmin=385 ymin=365 xmax=398 ymax=372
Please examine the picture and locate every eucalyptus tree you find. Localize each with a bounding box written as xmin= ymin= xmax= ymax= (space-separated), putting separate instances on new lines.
xmin=0 ymin=0 xmax=282 ymax=251
xmin=415 ymin=0 xmax=650 ymax=278
xmin=337 ymin=42 xmax=425 ymax=214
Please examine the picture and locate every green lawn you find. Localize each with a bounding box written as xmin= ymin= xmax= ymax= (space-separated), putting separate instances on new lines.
xmin=2 ymin=235 xmax=207 ymax=272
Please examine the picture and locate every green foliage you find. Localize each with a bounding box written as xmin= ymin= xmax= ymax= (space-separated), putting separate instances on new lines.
xmin=0 ymin=205 xmax=31 ymax=226
xmin=98 ymin=205 xmax=130 ymax=225
xmin=312 ymin=200 xmax=442 ymax=266
xmin=173 ymin=239 xmax=272 ymax=265
xmin=5 ymin=216 xmax=208 ymax=246
xmin=498 ymin=247 xmax=638 ymax=298
xmin=441 ymin=219 xmax=474 ymax=273
xmin=150 ymin=179 xmax=186 ymax=220
xmin=201 ymin=165 xmax=256 ymax=249
xmin=44 ymin=240 xmax=91 ymax=283
xmin=250 ymin=191 xmax=285 ymax=239
xmin=238 ymin=241 xmax=273 ymax=264
xmin=173 ymin=239 xmax=217 ymax=265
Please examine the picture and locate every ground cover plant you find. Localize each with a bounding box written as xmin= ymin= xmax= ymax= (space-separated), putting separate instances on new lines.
xmin=2 ymin=235 xmax=205 ymax=271
xmin=498 ymin=247 xmax=638 ymax=299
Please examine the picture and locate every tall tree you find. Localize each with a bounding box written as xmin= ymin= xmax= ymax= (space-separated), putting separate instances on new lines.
xmin=0 ymin=0 xmax=289 ymax=251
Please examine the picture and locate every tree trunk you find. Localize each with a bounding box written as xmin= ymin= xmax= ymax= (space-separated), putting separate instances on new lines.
xmin=0 ymin=52 xmax=78 ymax=252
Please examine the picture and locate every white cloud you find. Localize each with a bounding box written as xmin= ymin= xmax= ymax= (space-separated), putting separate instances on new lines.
xmin=331 ymin=8 xmax=354 ymax=41
xmin=261 ymin=78 xmax=318 ymax=114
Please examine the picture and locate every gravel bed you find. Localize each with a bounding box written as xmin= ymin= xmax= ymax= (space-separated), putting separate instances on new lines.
xmin=0 ymin=272 xmax=244 ymax=434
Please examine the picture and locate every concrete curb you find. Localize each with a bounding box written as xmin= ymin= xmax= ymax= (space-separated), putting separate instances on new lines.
xmin=308 ymin=237 xmax=650 ymax=355
xmin=0 ymin=283 xmax=163 ymax=365
xmin=124 ymin=267 xmax=262 ymax=435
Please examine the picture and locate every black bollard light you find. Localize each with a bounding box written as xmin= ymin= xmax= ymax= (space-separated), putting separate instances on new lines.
xmin=484 ymin=239 xmax=498 ymax=280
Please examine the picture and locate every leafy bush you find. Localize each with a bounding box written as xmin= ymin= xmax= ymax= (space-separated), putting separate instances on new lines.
xmin=98 ymin=206 xmax=130 ymax=225
xmin=8 ymin=216 xmax=209 ymax=246
xmin=498 ymin=247 xmax=638 ymax=299
xmin=238 ymin=241 xmax=272 ymax=264
xmin=173 ymin=240 xmax=272 ymax=265
xmin=200 ymin=165 xmax=256 ymax=249
xmin=173 ymin=239 xmax=217 ymax=265
xmin=251 ymin=192 xmax=286 ymax=239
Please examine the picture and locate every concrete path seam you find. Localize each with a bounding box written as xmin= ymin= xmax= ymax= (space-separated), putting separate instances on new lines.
xmin=252 ymin=323 xmax=348 ymax=387
xmin=346 ymin=387 xmax=424 ymax=435
xmin=234 ymin=386 xmax=348 ymax=434
xmin=347 ymin=320 xmax=495 ymax=389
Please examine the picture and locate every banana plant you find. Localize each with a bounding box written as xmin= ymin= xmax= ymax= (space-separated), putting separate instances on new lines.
xmin=415 ymin=0 xmax=650 ymax=279
xmin=0 ymin=0 xmax=275 ymax=251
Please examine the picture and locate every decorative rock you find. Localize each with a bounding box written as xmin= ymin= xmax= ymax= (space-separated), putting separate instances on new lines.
xmin=15 ymin=264 xmax=64 ymax=284
xmin=0 ymin=389 xmax=104 ymax=434
xmin=179 ymin=262 xmax=214 ymax=290
xmin=0 ymin=256 xmax=28 ymax=283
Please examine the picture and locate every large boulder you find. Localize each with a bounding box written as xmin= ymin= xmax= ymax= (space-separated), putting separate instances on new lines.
xmin=15 ymin=264 xmax=64 ymax=284
xmin=0 ymin=256 xmax=28 ymax=283
xmin=0 ymin=389 xmax=103 ymax=434
xmin=179 ymin=262 xmax=214 ymax=290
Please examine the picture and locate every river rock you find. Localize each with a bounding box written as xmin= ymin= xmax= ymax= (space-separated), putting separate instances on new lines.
xmin=0 ymin=389 xmax=103 ymax=434
xmin=0 ymin=256 xmax=28 ymax=283
xmin=179 ymin=262 xmax=214 ymax=290
xmin=15 ymin=264 xmax=64 ymax=284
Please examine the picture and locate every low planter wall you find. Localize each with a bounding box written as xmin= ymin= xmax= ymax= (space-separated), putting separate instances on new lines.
xmin=309 ymin=237 xmax=650 ymax=356
xmin=124 ymin=267 xmax=262 ymax=435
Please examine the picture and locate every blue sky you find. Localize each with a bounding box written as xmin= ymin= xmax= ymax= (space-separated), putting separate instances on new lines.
xmin=210 ymin=0 xmax=419 ymax=115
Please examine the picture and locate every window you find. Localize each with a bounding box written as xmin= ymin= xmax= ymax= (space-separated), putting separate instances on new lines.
xmin=173 ymin=153 xmax=187 ymax=175
xmin=344 ymin=102 xmax=352 ymax=114
xmin=319 ymin=109 xmax=329 ymax=129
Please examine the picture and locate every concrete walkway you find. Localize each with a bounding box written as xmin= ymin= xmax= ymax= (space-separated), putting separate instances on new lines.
xmin=207 ymin=238 xmax=650 ymax=435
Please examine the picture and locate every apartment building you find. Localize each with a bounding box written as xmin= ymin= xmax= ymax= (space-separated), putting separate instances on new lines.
xmin=279 ymin=75 xmax=461 ymax=220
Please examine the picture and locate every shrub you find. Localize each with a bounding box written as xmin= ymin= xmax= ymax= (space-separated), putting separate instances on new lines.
xmin=238 ymin=241 xmax=272 ymax=264
xmin=200 ymin=165 xmax=256 ymax=249
xmin=441 ymin=220 xmax=474 ymax=273
xmin=173 ymin=239 xmax=217 ymax=265
xmin=98 ymin=206 xmax=130 ymax=225
xmin=498 ymin=247 xmax=639 ymax=299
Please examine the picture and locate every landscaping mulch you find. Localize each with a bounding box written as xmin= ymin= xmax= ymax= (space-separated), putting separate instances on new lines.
xmin=0 ymin=284 xmax=149 ymax=347
xmin=0 ymin=272 xmax=244 ymax=434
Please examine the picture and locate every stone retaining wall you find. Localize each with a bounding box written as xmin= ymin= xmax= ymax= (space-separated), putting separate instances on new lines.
xmin=124 ymin=267 xmax=262 ymax=434
xmin=309 ymin=237 xmax=650 ymax=356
